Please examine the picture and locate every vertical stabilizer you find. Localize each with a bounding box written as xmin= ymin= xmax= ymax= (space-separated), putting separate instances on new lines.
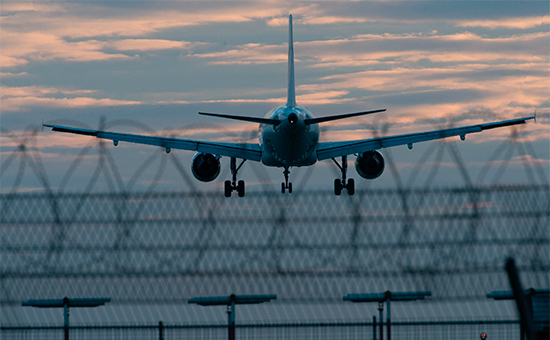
xmin=287 ymin=15 xmax=296 ymax=107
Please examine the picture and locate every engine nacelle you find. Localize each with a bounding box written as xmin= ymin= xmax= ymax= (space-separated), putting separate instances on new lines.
xmin=191 ymin=153 xmax=220 ymax=182
xmin=355 ymin=151 xmax=385 ymax=180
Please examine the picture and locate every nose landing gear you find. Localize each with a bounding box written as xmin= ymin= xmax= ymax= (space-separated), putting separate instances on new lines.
xmin=281 ymin=167 xmax=293 ymax=193
xmin=332 ymin=155 xmax=355 ymax=196
xmin=224 ymin=157 xmax=246 ymax=197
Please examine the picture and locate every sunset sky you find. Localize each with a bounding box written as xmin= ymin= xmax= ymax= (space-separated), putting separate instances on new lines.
xmin=1 ymin=1 xmax=548 ymax=193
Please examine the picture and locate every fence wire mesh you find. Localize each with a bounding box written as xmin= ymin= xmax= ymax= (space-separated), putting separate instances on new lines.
xmin=1 ymin=185 xmax=548 ymax=305
xmin=1 ymin=122 xmax=549 ymax=331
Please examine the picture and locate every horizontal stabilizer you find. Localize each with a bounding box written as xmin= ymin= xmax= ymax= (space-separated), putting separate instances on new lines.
xmin=199 ymin=112 xmax=280 ymax=125
xmin=305 ymin=109 xmax=386 ymax=125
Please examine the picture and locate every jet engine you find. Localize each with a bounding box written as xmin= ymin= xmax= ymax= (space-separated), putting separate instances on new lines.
xmin=355 ymin=151 xmax=385 ymax=180
xmin=191 ymin=153 xmax=220 ymax=182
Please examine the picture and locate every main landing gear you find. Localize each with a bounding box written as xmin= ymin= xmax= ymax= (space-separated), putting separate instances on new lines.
xmin=332 ymin=155 xmax=354 ymax=196
xmin=281 ymin=167 xmax=292 ymax=193
xmin=224 ymin=157 xmax=246 ymax=197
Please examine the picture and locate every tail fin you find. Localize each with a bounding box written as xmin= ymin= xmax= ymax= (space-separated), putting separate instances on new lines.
xmin=287 ymin=15 xmax=296 ymax=107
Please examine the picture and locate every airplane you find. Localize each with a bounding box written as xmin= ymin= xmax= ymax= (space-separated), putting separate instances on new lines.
xmin=44 ymin=15 xmax=534 ymax=197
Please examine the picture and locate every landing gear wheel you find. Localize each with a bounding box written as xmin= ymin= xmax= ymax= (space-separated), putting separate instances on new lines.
xmin=332 ymin=156 xmax=355 ymax=195
xmin=237 ymin=180 xmax=245 ymax=197
xmin=224 ymin=158 xmax=247 ymax=197
xmin=288 ymin=182 xmax=292 ymax=194
xmin=347 ymin=178 xmax=355 ymax=196
xmin=224 ymin=180 xmax=232 ymax=197
xmin=334 ymin=179 xmax=342 ymax=196
xmin=281 ymin=182 xmax=286 ymax=193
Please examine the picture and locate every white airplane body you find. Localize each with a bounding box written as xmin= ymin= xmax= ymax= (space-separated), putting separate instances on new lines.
xmin=45 ymin=15 xmax=534 ymax=197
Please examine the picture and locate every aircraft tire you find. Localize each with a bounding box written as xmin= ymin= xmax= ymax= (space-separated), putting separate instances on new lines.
xmin=347 ymin=178 xmax=355 ymax=195
xmin=334 ymin=179 xmax=342 ymax=195
xmin=281 ymin=182 xmax=285 ymax=193
xmin=288 ymin=182 xmax=292 ymax=194
xmin=237 ymin=180 xmax=245 ymax=197
xmin=224 ymin=180 xmax=232 ymax=197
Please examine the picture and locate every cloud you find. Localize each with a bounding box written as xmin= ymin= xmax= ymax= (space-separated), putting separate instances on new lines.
xmin=0 ymin=3 xmax=290 ymax=68
xmin=1 ymin=29 xmax=200 ymax=67
xmin=1 ymin=86 xmax=96 ymax=97
xmin=458 ymin=16 xmax=550 ymax=29
xmin=189 ymin=43 xmax=287 ymax=65
xmin=0 ymin=55 xmax=29 ymax=68
xmin=0 ymin=72 xmax=29 ymax=78
xmin=186 ymin=30 xmax=548 ymax=71
xmin=3 ymin=97 xmax=141 ymax=112
xmin=266 ymin=13 xmax=369 ymax=27
xmin=1 ymin=2 xmax=289 ymax=39
xmin=306 ymin=31 xmax=549 ymax=68
xmin=1 ymin=3 xmax=66 ymax=13
xmin=1 ymin=86 xmax=140 ymax=111
xmin=1 ymin=31 xmax=133 ymax=66
xmin=105 ymin=39 xmax=199 ymax=52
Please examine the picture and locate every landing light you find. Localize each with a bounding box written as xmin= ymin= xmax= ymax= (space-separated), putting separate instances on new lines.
xmin=288 ymin=113 xmax=298 ymax=124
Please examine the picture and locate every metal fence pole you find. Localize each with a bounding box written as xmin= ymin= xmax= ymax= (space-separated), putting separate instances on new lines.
xmin=372 ymin=315 xmax=376 ymax=340
xmin=228 ymin=299 xmax=236 ymax=340
xmin=386 ymin=295 xmax=391 ymax=340
xmin=63 ymin=297 xmax=69 ymax=340
xmin=378 ymin=302 xmax=383 ymax=340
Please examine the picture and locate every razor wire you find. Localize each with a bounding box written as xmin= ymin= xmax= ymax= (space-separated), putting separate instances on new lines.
xmin=0 ymin=120 xmax=548 ymax=306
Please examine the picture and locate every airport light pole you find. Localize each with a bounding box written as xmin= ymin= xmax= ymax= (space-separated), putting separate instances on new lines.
xmin=189 ymin=294 xmax=276 ymax=340
xmin=344 ymin=290 xmax=431 ymax=340
xmin=22 ymin=297 xmax=111 ymax=340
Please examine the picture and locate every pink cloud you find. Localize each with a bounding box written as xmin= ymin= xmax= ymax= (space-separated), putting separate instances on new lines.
xmin=106 ymin=39 xmax=198 ymax=51
xmin=457 ymin=16 xmax=550 ymax=29
xmin=0 ymin=72 xmax=29 ymax=78
xmin=0 ymin=55 xmax=29 ymax=68
xmin=2 ymin=97 xmax=140 ymax=112
xmin=1 ymin=86 xmax=140 ymax=111
xmin=1 ymin=3 xmax=66 ymax=13
xmin=190 ymin=43 xmax=287 ymax=65
xmin=1 ymin=31 xmax=133 ymax=66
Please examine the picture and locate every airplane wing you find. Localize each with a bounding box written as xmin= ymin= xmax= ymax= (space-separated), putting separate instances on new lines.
xmin=43 ymin=124 xmax=262 ymax=161
xmin=316 ymin=116 xmax=534 ymax=161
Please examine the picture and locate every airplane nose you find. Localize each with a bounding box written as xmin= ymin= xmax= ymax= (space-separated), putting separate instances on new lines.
xmin=288 ymin=113 xmax=298 ymax=124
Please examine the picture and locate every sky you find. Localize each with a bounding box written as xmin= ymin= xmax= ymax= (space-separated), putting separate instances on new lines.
xmin=1 ymin=1 xmax=549 ymax=326
xmin=1 ymin=1 xmax=549 ymax=193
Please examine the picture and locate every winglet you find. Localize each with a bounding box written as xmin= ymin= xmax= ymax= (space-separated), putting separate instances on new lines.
xmin=287 ymin=15 xmax=296 ymax=107
xmin=534 ymin=110 xmax=537 ymax=124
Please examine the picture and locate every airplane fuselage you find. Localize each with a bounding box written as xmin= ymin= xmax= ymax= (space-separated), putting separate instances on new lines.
xmin=259 ymin=105 xmax=319 ymax=167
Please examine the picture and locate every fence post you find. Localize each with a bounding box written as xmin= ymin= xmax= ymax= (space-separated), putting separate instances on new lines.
xmin=386 ymin=293 xmax=391 ymax=340
xmin=373 ymin=316 xmax=376 ymax=340
xmin=158 ymin=321 xmax=164 ymax=340
xmin=63 ymin=297 xmax=69 ymax=340
xmin=228 ymin=296 xmax=236 ymax=340
xmin=378 ymin=302 xmax=383 ymax=340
